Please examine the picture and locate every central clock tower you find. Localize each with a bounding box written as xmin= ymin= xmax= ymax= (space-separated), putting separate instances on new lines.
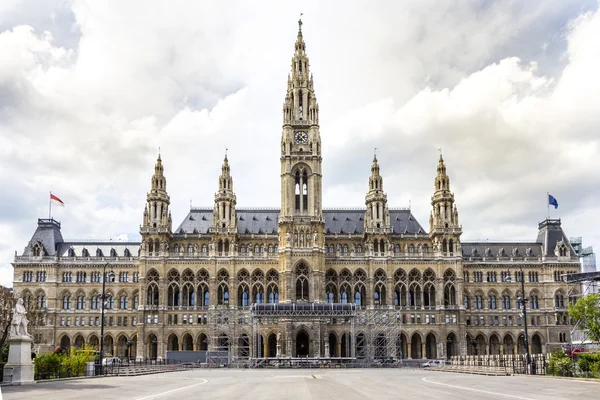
xmin=280 ymin=19 xmax=322 ymax=224
xmin=279 ymin=20 xmax=325 ymax=302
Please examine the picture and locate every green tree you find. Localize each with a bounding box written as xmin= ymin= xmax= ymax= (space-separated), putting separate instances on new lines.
xmin=569 ymin=293 xmax=600 ymax=343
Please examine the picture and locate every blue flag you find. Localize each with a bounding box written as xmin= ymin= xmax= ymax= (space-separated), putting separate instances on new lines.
xmin=548 ymin=194 xmax=558 ymax=209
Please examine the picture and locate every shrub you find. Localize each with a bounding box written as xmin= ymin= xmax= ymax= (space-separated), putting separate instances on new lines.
xmin=547 ymin=350 xmax=574 ymax=377
xmin=35 ymin=345 xmax=96 ymax=380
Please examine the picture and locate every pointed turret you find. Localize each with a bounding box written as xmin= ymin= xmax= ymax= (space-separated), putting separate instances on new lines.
xmin=211 ymin=152 xmax=237 ymax=234
xmin=282 ymin=17 xmax=319 ymax=126
xmin=364 ymin=153 xmax=391 ymax=233
xmin=429 ymin=154 xmax=462 ymax=256
xmin=140 ymin=153 xmax=172 ymax=256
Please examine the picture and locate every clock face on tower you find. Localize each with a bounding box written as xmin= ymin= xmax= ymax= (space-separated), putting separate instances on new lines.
xmin=294 ymin=131 xmax=308 ymax=144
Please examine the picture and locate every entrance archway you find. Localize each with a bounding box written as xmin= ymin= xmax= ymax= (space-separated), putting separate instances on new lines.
xmin=329 ymin=333 xmax=338 ymax=357
xmin=426 ymin=333 xmax=437 ymax=359
xmin=296 ymin=330 xmax=309 ymax=357
xmin=268 ymin=333 xmax=277 ymax=357
xmin=341 ymin=333 xmax=351 ymax=357
xmin=446 ymin=333 xmax=458 ymax=359
xmin=148 ymin=333 xmax=158 ymax=360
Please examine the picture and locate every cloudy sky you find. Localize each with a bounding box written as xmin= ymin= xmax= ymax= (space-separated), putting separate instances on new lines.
xmin=1 ymin=0 xmax=600 ymax=287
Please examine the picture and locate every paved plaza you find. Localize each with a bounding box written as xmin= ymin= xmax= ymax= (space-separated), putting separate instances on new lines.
xmin=2 ymin=369 xmax=599 ymax=400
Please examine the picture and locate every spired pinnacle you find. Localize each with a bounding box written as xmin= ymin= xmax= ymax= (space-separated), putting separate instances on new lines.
xmin=298 ymin=13 xmax=303 ymax=34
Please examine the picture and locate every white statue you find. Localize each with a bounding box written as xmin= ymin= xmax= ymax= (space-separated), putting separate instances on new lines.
xmin=10 ymin=298 xmax=30 ymax=338
xmin=313 ymin=231 xmax=318 ymax=244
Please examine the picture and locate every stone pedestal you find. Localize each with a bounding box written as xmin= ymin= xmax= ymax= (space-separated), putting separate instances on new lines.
xmin=3 ymin=335 xmax=34 ymax=385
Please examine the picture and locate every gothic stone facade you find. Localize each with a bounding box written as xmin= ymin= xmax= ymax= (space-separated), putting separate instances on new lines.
xmin=12 ymin=26 xmax=580 ymax=361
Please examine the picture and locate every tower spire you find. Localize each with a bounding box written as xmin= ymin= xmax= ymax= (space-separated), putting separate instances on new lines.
xmin=429 ymin=154 xmax=461 ymax=256
xmin=140 ymin=154 xmax=172 ymax=256
xmin=364 ymin=154 xmax=390 ymax=233
xmin=212 ymin=153 xmax=237 ymax=233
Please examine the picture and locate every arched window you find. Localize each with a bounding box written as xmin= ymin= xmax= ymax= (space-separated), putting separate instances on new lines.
xmin=295 ymin=264 xmax=309 ymax=301
xmin=62 ymin=295 xmax=71 ymax=310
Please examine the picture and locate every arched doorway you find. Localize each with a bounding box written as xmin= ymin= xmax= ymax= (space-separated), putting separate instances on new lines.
xmin=268 ymin=333 xmax=277 ymax=357
xmin=531 ymin=334 xmax=543 ymax=354
xmin=182 ymin=333 xmax=193 ymax=351
xmin=74 ymin=334 xmax=84 ymax=350
xmin=426 ymin=333 xmax=437 ymax=359
xmin=60 ymin=335 xmax=71 ymax=352
xmin=411 ymin=333 xmax=422 ymax=359
xmin=397 ymin=333 xmax=408 ymax=359
xmin=356 ymin=333 xmax=366 ymax=359
xmin=104 ymin=335 xmax=114 ymax=356
xmin=130 ymin=336 xmax=138 ymax=360
xmin=517 ymin=334 xmax=526 ymax=354
xmin=198 ymin=333 xmax=208 ymax=351
xmin=296 ymin=330 xmax=309 ymax=357
xmin=476 ymin=334 xmax=486 ymax=356
xmin=148 ymin=333 xmax=158 ymax=360
xmin=329 ymin=333 xmax=338 ymax=357
xmin=238 ymin=334 xmax=250 ymax=358
xmin=218 ymin=334 xmax=230 ymax=352
xmin=88 ymin=334 xmax=99 ymax=351
xmin=167 ymin=333 xmax=179 ymax=351
xmin=446 ymin=333 xmax=458 ymax=359
xmin=503 ymin=335 xmax=515 ymax=355
xmin=117 ymin=335 xmax=128 ymax=358
xmin=489 ymin=334 xmax=500 ymax=355
xmin=340 ymin=333 xmax=351 ymax=357
xmin=256 ymin=334 xmax=264 ymax=357
xmin=375 ymin=333 xmax=387 ymax=358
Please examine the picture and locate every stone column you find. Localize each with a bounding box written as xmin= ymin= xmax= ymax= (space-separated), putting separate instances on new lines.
xmin=407 ymin=343 xmax=412 ymax=359
xmin=421 ymin=343 xmax=426 ymax=359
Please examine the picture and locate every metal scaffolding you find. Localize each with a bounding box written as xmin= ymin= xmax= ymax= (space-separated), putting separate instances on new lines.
xmin=355 ymin=306 xmax=402 ymax=365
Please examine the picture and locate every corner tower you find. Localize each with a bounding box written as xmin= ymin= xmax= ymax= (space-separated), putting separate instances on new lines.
xmin=140 ymin=154 xmax=172 ymax=256
xmin=429 ymin=154 xmax=462 ymax=256
xmin=279 ymin=19 xmax=324 ymax=248
xmin=210 ymin=153 xmax=238 ymax=255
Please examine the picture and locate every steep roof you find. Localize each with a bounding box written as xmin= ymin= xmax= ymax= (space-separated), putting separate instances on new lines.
xmin=23 ymin=219 xmax=64 ymax=256
xmin=175 ymin=208 xmax=426 ymax=235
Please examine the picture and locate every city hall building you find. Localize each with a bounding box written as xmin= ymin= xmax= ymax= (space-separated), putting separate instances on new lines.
xmin=12 ymin=24 xmax=580 ymax=363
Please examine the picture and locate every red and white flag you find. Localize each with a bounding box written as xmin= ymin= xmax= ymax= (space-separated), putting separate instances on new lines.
xmin=50 ymin=193 xmax=65 ymax=207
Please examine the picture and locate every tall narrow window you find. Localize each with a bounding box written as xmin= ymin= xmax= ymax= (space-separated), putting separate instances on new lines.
xmin=295 ymin=171 xmax=301 ymax=211
xmin=302 ymin=171 xmax=308 ymax=211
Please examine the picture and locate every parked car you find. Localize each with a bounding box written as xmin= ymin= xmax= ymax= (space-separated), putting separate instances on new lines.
xmin=421 ymin=360 xmax=445 ymax=368
xmin=102 ymin=357 xmax=122 ymax=366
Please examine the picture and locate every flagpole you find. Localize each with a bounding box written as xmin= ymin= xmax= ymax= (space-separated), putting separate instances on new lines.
xmin=49 ymin=191 xmax=52 ymax=220
xmin=547 ymin=192 xmax=549 ymax=220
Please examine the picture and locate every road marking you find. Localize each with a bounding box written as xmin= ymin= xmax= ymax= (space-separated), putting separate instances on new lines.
xmin=421 ymin=377 xmax=535 ymax=400
xmin=134 ymin=378 xmax=208 ymax=400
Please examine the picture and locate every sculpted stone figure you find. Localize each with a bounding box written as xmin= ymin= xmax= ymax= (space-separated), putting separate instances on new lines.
xmin=10 ymin=298 xmax=30 ymax=338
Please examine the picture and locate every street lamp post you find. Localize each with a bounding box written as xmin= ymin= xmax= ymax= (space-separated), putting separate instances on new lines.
xmin=99 ymin=263 xmax=114 ymax=375
xmin=506 ymin=266 xmax=532 ymax=374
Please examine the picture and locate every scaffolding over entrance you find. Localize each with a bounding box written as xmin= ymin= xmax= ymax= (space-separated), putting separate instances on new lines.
xmin=248 ymin=303 xmax=402 ymax=367
xmin=355 ymin=306 xmax=403 ymax=365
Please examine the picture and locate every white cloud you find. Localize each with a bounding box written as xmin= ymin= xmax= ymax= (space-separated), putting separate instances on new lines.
xmin=1 ymin=0 xmax=599 ymax=287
